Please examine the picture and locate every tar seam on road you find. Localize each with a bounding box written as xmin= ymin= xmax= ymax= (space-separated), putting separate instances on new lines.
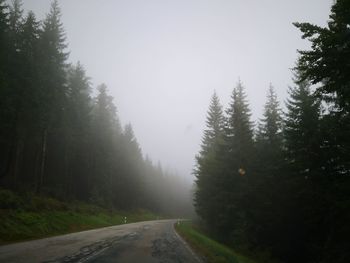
xmin=77 ymin=246 xmax=109 ymax=263
xmin=172 ymin=222 xmax=203 ymax=263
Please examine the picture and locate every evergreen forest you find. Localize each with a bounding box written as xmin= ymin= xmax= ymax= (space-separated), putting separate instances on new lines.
xmin=0 ymin=0 xmax=192 ymax=217
xmin=195 ymin=1 xmax=350 ymax=262
xmin=0 ymin=0 xmax=349 ymax=262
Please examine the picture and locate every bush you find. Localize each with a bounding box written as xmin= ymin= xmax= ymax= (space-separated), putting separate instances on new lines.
xmin=30 ymin=196 xmax=68 ymax=211
xmin=0 ymin=189 xmax=23 ymax=209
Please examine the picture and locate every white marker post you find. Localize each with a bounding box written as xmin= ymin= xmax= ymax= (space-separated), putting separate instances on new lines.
xmin=124 ymin=216 xmax=127 ymax=224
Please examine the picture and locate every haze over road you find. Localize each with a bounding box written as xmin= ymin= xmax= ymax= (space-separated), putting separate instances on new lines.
xmin=0 ymin=220 xmax=200 ymax=263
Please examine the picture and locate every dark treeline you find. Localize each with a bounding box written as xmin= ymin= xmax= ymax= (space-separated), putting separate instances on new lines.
xmin=195 ymin=1 xmax=350 ymax=263
xmin=0 ymin=0 xmax=192 ymax=216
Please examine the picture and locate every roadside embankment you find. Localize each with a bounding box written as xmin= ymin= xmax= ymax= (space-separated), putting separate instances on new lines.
xmin=0 ymin=188 xmax=160 ymax=244
xmin=175 ymin=220 xmax=258 ymax=263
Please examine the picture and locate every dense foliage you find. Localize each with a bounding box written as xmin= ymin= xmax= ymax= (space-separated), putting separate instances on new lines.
xmin=0 ymin=0 xmax=192 ymax=217
xmin=195 ymin=1 xmax=350 ymax=262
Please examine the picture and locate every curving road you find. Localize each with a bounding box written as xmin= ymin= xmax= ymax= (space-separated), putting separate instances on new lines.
xmin=0 ymin=219 xmax=202 ymax=263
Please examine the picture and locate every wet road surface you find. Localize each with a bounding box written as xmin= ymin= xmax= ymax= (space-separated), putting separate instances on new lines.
xmin=0 ymin=219 xmax=201 ymax=263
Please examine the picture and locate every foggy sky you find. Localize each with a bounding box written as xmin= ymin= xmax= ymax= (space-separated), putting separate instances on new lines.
xmin=22 ymin=0 xmax=332 ymax=181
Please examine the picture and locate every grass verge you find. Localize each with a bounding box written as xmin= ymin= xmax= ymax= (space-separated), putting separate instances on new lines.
xmin=0 ymin=189 xmax=160 ymax=245
xmin=175 ymin=220 xmax=257 ymax=263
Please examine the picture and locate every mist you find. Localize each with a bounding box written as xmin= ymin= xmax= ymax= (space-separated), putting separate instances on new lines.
xmin=1 ymin=0 xmax=197 ymax=217
xmin=0 ymin=0 xmax=333 ymax=229
xmin=2 ymin=1 xmax=350 ymax=262
xmin=20 ymin=0 xmax=332 ymax=180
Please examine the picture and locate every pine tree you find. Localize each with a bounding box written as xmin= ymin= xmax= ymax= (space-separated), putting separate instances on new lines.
xmin=8 ymin=0 xmax=23 ymax=43
xmin=295 ymin=3 xmax=350 ymax=258
xmin=294 ymin=3 xmax=350 ymax=260
xmin=36 ymin=0 xmax=69 ymax=192
xmin=38 ymin=0 xmax=68 ymax=126
xmin=281 ymin=77 xmax=326 ymax=262
xmin=257 ymin=85 xmax=282 ymax=149
xmin=225 ymin=80 xmax=254 ymax=173
xmin=255 ymin=84 xmax=284 ymax=181
xmin=252 ymin=84 xmax=284 ymax=248
xmin=92 ymin=84 xmax=121 ymax=142
xmin=90 ymin=84 xmax=122 ymax=206
xmin=199 ymin=91 xmax=225 ymax=156
xmin=295 ymin=0 xmax=350 ymax=178
xmin=66 ymin=62 xmax=92 ymax=134
xmin=284 ymin=78 xmax=321 ymax=177
xmin=0 ymin=0 xmax=9 ymax=80
xmin=119 ymin=123 xmax=144 ymax=208
xmin=0 ymin=0 xmax=25 ymax=186
xmin=0 ymin=0 xmax=12 ymax=181
xmin=194 ymin=91 xmax=225 ymax=227
xmin=294 ymin=0 xmax=350 ymax=111
xmin=0 ymin=0 xmax=9 ymax=84
xmin=220 ymin=80 xmax=254 ymax=244
xmin=12 ymin=10 xmax=42 ymax=186
xmin=64 ymin=62 xmax=92 ymax=199
xmin=294 ymin=0 xmax=350 ymax=178
xmin=0 ymin=0 xmax=8 ymax=48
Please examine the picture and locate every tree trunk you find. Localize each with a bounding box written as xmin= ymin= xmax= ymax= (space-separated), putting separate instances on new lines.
xmin=34 ymin=144 xmax=41 ymax=193
xmin=13 ymin=138 xmax=22 ymax=186
xmin=38 ymin=128 xmax=48 ymax=193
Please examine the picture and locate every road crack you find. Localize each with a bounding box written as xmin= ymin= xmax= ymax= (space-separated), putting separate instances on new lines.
xmin=43 ymin=236 xmax=123 ymax=263
xmin=152 ymin=233 xmax=189 ymax=263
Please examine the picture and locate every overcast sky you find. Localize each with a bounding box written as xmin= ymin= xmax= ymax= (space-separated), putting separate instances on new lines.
xmin=22 ymin=0 xmax=332 ymax=181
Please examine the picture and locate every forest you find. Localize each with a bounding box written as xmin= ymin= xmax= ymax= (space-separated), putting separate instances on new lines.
xmin=0 ymin=0 xmax=349 ymax=262
xmin=194 ymin=1 xmax=350 ymax=262
xmin=0 ymin=0 xmax=192 ymax=217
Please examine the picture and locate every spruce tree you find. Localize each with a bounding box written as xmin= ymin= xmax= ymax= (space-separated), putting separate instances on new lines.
xmin=39 ymin=0 xmax=68 ymax=126
xmin=90 ymin=84 xmax=123 ymax=206
xmin=282 ymin=77 xmax=325 ymax=262
xmin=36 ymin=0 xmax=69 ymax=192
xmin=225 ymin=80 xmax=254 ymax=173
xmin=0 ymin=0 xmax=26 ymax=186
xmin=199 ymin=91 xmax=225 ymax=156
xmin=295 ymin=3 xmax=350 ymax=258
xmin=0 ymin=1 xmax=13 ymax=181
xmin=221 ymin=80 xmax=254 ymax=244
xmin=12 ymin=10 xmax=42 ymax=186
xmin=295 ymin=0 xmax=350 ymax=181
xmin=294 ymin=0 xmax=350 ymax=111
xmin=194 ymin=91 xmax=225 ymax=228
xmin=284 ymin=78 xmax=321 ymax=177
xmin=119 ymin=123 xmax=143 ymax=208
xmin=294 ymin=0 xmax=350 ymax=178
xmin=252 ymin=84 xmax=284 ymax=251
xmin=64 ymin=62 xmax=92 ymax=199
xmin=0 ymin=0 xmax=8 ymax=51
xmin=257 ymin=84 xmax=282 ymax=150
xmin=8 ymin=0 xmax=23 ymax=42
xmin=255 ymin=84 xmax=284 ymax=181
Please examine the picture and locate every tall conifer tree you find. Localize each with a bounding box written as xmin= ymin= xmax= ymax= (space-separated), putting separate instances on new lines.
xmin=220 ymin=80 xmax=254 ymax=244
xmin=284 ymin=78 xmax=321 ymax=176
xmin=64 ymin=62 xmax=92 ymax=198
xmin=295 ymin=2 xmax=350 ymax=259
xmin=225 ymin=80 xmax=254 ymax=173
xmin=194 ymin=91 xmax=225 ymax=227
xmin=36 ymin=0 xmax=68 ymax=192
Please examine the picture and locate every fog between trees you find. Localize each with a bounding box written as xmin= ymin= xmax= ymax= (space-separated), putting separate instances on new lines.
xmin=1 ymin=1 xmax=349 ymax=262
xmin=194 ymin=1 xmax=350 ymax=262
xmin=0 ymin=0 xmax=193 ymax=217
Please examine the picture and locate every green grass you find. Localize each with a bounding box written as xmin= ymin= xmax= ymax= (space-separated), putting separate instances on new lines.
xmin=0 ymin=210 xmax=159 ymax=244
xmin=0 ymin=189 xmax=161 ymax=245
xmin=175 ymin=221 xmax=257 ymax=263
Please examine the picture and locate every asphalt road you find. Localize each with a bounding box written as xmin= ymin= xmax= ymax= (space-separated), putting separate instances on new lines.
xmin=0 ymin=219 xmax=202 ymax=263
